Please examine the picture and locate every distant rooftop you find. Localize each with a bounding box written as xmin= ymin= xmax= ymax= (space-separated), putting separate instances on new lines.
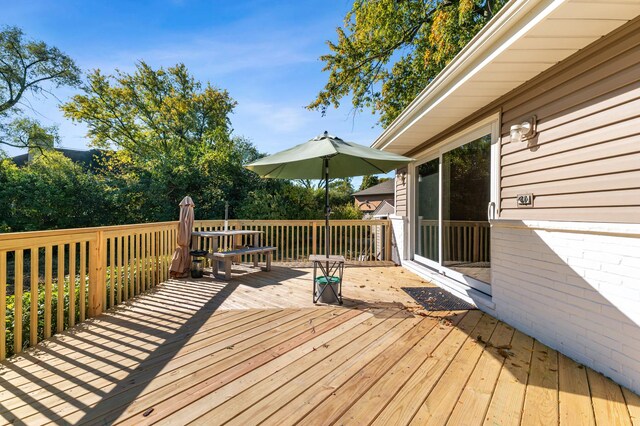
xmin=371 ymin=200 xmax=395 ymax=217
xmin=352 ymin=179 xmax=394 ymax=197
xmin=11 ymin=147 xmax=105 ymax=169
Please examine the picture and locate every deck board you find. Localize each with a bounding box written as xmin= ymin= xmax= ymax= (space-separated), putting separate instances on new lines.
xmin=0 ymin=264 xmax=637 ymax=425
xmin=409 ymin=314 xmax=499 ymax=425
xmin=446 ymin=321 xmax=516 ymax=426
xmin=483 ymin=330 xmax=535 ymax=426
xmin=521 ymin=340 xmax=559 ymax=425
xmin=558 ymin=353 xmax=595 ymax=426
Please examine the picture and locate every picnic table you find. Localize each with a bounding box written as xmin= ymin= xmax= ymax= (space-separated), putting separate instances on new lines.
xmin=191 ymin=230 xmax=276 ymax=280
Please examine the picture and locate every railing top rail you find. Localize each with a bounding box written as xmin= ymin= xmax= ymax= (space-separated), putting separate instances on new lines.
xmin=195 ymin=219 xmax=391 ymax=226
xmin=0 ymin=218 xmax=392 ymax=247
xmin=419 ymin=220 xmax=491 ymax=225
xmin=0 ymin=221 xmax=179 ymax=242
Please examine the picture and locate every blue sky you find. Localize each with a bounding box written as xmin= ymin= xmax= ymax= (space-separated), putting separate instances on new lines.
xmin=2 ymin=0 xmax=388 ymax=184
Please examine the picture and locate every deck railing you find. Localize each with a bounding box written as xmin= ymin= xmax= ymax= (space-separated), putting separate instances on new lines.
xmin=193 ymin=219 xmax=392 ymax=263
xmin=0 ymin=218 xmax=390 ymax=359
xmin=418 ymin=220 xmax=490 ymax=263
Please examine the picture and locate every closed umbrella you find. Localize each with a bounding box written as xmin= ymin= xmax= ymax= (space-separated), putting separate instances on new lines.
xmin=245 ymin=131 xmax=412 ymax=257
xmin=169 ymin=196 xmax=195 ymax=278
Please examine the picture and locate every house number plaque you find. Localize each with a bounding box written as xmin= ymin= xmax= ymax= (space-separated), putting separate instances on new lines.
xmin=516 ymin=193 xmax=534 ymax=208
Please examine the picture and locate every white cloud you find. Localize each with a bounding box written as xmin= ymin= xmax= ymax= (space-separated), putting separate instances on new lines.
xmin=92 ymin=20 xmax=319 ymax=78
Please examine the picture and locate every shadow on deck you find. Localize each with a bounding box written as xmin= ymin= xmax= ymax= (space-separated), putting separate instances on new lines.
xmin=0 ymin=264 xmax=637 ymax=425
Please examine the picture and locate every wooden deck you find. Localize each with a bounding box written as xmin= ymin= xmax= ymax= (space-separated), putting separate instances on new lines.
xmin=0 ymin=264 xmax=638 ymax=425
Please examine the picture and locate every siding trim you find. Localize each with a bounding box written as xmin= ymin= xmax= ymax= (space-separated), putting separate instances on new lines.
xmin=492 ymin=219 xmax=640 ymax=238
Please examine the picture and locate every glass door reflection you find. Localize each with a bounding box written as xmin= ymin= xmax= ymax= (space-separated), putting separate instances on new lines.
xmin=441 ymin=135 xmax=491 ymax=284
xmin=415 ymin=158 xmax=439 ymax=264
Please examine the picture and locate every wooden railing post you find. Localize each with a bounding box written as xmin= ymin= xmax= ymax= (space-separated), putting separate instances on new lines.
xmin=473 ymin=223 xmax=480 ymax=263
xmin=88 ymin=230 xmax=105 ymax=317
xmin=312 ymin=221 xmax=317 ymax=255
xmin=385 ymin=220 xmax=392 ymax=261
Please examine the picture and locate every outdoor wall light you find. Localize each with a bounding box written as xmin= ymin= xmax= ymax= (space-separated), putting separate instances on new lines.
xmin=510 ymin=116 xmax=537 ymax=143
xmin=398 ymin=171 xmax=406 ymax=185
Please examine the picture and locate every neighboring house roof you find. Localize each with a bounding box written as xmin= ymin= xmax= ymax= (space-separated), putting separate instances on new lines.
xmin=352 ymin=179 xmax=395 ymax=197
xmin=372 ymin=0 xmax=640 ymax=154
xmin=372 ymin=200 xmax=395 ymax=217
xmin=11 ymin=148 xmax=105 ymax=169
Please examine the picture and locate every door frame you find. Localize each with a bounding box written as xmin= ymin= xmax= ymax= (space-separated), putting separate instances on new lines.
xmin=408 ymin=112 xmax=501 ymax=295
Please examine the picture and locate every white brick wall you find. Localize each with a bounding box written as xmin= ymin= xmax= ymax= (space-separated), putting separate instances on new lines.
xmin=491 ymin=221 xmax=640 ymax=394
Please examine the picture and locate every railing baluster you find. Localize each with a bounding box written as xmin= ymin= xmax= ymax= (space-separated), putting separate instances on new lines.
xmin=140 ymin=232 xmax=144 ymax=291
xmin=124 ymin=235 xmax=130 ymax=298
xmin=109 ymin=237 xmax=115 ymax=308
xmin=14 ymin=249 xmax=23 ymax=354
xmin=57 ymin=244 xmax=64 ymax=333
xmin=117 ymin=236 xmax=123 ymax=304
xmin=129 ymin=233 xmax=135 ymax=298
xmin=0 ymin=251 xmax=5 ymax=360
xmin=68 ymin=243 xmax=76 ymax=327
xmin=79 ymin=243 xmax=86 ymax=323
xmin=30 ymin=247 xmax=39 ymax=345
xmin=153 ymin=231 xmax=158 ymax=286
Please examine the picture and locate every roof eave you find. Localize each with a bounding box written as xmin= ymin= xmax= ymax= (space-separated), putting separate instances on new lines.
xmin=371 ymin=0 xmax=563 ymax=151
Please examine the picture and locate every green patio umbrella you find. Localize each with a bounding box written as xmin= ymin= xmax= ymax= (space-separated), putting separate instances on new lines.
xmin=245 ymin=131 xmax=413 ymax=258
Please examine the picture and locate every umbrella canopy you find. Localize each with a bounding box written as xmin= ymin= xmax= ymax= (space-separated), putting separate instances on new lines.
xmin=169 ymin=196 xmax=195 ymax=278
xmin=245 ymin=132 xmax=413 ymax=258
xmin=245 ymin=131 xmax=412 ymax=179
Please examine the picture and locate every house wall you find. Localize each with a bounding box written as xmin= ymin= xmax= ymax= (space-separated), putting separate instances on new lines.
xmin=390 ymin=17 xmax=640 ymax=394
xmin=499 ymin=17 xmax=640 ymax=223
xmin=394 ymin=167 xmax=407 ymax=217
xmin=492 ymin=221 xmax=640 ymax=394
xmin=490 ymin=19 xmax=640 ymax=394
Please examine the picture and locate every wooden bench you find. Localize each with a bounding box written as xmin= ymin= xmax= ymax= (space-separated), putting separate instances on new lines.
xmin=207 ymin=246 xmax=277 ymax=280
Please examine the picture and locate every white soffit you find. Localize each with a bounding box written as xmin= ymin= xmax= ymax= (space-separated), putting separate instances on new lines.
xmin=372 ymin=0 xmax=640 ymax=154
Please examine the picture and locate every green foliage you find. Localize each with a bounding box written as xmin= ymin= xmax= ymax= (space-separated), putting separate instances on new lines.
xmin=4 ymin=276 xmax=87 ymax=357
xmin=238 ymin=179 xmax=362 ymax=220
xmin=359 ymin=175 xmax=391 ymax=191
xmin=331 ymin=202 xmax=363 ymax=220
xmin=62 ymin=62 xmax=235 ymax=166
xmin=61 ymin=62 xmax=267 ymax=223
xmin=0 ymin=26 xmax=80 ymax=151
xmin=359 ymin=175 xmax=380 ymax=191
xmin=1 ymin=61 xmax=364 ymax=233
xmin=309 ymin=0 xmax=508 ymax=127
xmin=0 ymin=151 xmax=114 ymax=232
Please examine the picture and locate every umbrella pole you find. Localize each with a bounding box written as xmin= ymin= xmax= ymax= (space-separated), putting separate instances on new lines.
xmin=324 ymin=157 xmax=330 ymax=259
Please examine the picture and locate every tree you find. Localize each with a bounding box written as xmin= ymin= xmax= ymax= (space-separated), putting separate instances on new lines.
xmin=308 ymin=0 xmax=507 ymax=127
xmin=62 ymin=62 xmax=259 ymax=222
xmin=0 ymin=26 xmax=80 ymax=151
xmin=0 ymin=151 xmax=113 ymax=232
xmin=63 ymin=62 xmax=235 ymax=167
xmin=359 ymin=174 xmax=380 ymax=191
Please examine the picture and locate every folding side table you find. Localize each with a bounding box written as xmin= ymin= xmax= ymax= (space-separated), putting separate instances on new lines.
xmin=310 ymin=254 xmax=345 ymax=305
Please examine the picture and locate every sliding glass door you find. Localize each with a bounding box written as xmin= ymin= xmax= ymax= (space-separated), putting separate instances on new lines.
xmin=414 ymin=125 xmax=496 ymax=295
xmin=415 ymin=158 xmax=440 ymax=265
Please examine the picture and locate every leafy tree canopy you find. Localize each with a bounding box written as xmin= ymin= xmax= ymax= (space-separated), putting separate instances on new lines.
xmin=63 ymin=61 xmax=235 ymax=169
xmin=358 ymin=175 xmax=392 ymax=191
xmin=0 ymin=151 xmax=113 ymax=232
xmin=308 ymin=0 xmax=507 ymax=127
xmin=0 ymin=26 xmax=80 ymax=152
xmin=62 ymin=62 xmax=266 ymax=222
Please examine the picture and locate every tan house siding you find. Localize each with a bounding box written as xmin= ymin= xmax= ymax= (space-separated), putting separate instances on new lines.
xmin=395 ymin=167 xmax=407 ymax=216
xmin=498 ymin=18 xmax=640 ymax=223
